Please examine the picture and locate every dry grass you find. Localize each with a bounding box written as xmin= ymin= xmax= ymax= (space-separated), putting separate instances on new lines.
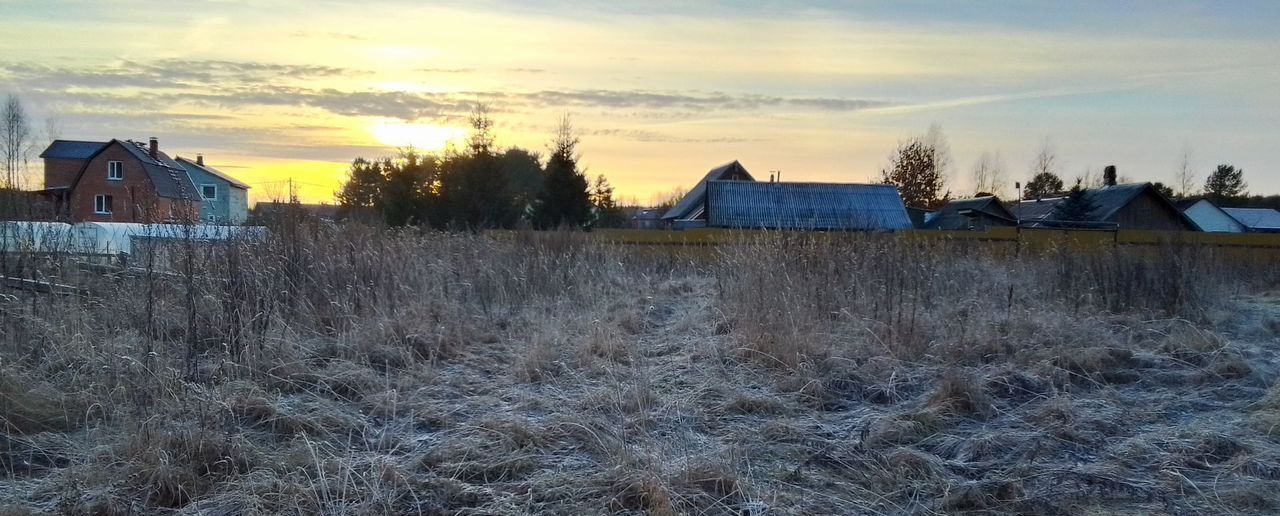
xmin=1 ymin=224 xmax=1279 ymax=514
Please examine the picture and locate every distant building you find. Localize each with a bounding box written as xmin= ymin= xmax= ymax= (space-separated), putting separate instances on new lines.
xmin=661 ymin=160 xmax=912 ymax=231
xmin=629 ymin=208 xmax=664 ymax=230
xmin=1177 ymin=198 xmax=1245 ymax=233
xmin=176 ymin=155 xmax=251 ymax=224
xmin=905 ymin=207 xmax=933 ymax=229
xmin=38 ymin=138 xmax=201 ymax=223
xmin=922 ymin=196 xmax=1018 ymax=230
xmin=251 ymin=201 xmax=341 ymax=222
xmin=1221 ymin=207 xmax=1280 ymax=233
xmin=1009 ymin=183 xmax=1197 ymax=231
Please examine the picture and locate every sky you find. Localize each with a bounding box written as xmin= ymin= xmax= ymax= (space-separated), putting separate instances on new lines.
xmin=2 ymin=0 xmax=1278 ymax=204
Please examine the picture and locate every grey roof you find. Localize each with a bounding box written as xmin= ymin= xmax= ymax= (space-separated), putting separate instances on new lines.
xmin=1222 ymin=208 xmax=1280 ymax=230
xmin=176 ymin=156 xmax=251 ymax=189
xmin=661 ymin=160 xmax=754 ymax=220
xmin=923 ymin=196 xmax=1017 ymax=230
xmin=705 ymin=180 xmax=912 ymax=231
xmin=39 ymin=140 xmax=107 ymax=159
xmin=117 ymin=140 xmax=200 ymax=200
xmin=1010 ymin=183 xmax=1190 ymax=228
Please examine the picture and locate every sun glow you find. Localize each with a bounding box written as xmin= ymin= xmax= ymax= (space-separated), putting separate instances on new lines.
xmin=370 ymin=119 xmax=465 ymax=151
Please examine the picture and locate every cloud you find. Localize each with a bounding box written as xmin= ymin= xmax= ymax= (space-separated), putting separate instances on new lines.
xmin=420 ymin=67 xmax=477 ymax=74
xmin=4 ymin=58 xmax=896 ymax=121
xmin=584 ymin=128 xmax=762 ymax=144
xmin=288 ymin=31 xmax=369 ymax=41
xmin=520 ymin=90 xmax=893 ymax=113
xmin=0 ymin=59 xmax=359 ymax=91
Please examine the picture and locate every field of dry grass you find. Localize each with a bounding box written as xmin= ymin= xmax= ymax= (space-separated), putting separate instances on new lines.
xmin=2 ymin=221 xmax=1280 ymax=515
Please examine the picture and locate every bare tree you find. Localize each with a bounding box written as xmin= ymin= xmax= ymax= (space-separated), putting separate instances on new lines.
xmin=44 ymin=114 xmax=62 ymax=143
xmin=970 ymin=151 xmax=1007 ymax=196
xmin=1174 ymin=142 xmax=1197 ymax=198
xmin=1028 ymin=138 xmax=1058 ymax=180
xmin=924 ymin=124 xmax=952 ymax=187
xmin=2 ymin=94 xmax=33 ymax=190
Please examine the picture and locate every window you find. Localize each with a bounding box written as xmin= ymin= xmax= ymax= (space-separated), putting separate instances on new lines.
xmin=201 ymin=184 xmax=217 ymax=200
xmin=94 ymin=194 xmax=113 ymax=214
xmin=107 ymin=161 xmax=123 ymax=180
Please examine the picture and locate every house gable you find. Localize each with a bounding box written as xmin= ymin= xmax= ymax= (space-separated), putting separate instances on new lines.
xmin=1183 ymin=199 xmax=1245 ymax=233
xmin=661 ymin=160 xmax=755 ymax=222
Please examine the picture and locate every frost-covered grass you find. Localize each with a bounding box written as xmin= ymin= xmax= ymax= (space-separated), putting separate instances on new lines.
xmin=1 ymin=223 xmax=1279 ymax=515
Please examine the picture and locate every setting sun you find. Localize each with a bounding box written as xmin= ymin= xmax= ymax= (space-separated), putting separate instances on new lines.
xmin=370 ymin=119 xmax=465 ymax=151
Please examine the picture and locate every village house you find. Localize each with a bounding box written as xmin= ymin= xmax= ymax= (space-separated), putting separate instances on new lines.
xmin=38 ymin=138 xmax=204 ymax=223
xmin=176 ymin=155 xmax=251 ymax=224
xmin=662 ymin=160 xmax=912 ymax=231
xmin=1009 ymin=183 xmax=1197 ymax=231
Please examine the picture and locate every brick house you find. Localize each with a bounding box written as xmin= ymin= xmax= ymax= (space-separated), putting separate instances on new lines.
xmin=39 ymin=138 xmax=202 ymax=223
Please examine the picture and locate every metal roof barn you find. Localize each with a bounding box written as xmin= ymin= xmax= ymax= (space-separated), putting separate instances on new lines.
xmin=705 ymin=180 xmax=912 ymax=231
xmin=662 ymin=160 xmax=754 ymax=222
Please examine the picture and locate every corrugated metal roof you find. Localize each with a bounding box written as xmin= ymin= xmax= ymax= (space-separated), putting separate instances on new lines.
xmin=1222 ymin=208 xmax=1280 ymax=230
xmin=1009 ymin=184 xmax=1146 ymax=222
xmin=661 ymin=160 xmax=754 ymax=221
xmin=1008 ymin=183 xmax=1194 ymax=229
xmin=176 ymin=156 xmax=251 ymax=189
xmin=119 ymin=140 xmax=200 ymax=200
xmin=706 ymin=181 xmax=912 ymax=231
xmin=39 ymin=140 xmax=107 ymax=159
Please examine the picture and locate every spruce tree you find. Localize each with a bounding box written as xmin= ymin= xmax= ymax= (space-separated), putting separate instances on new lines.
xmin=533 ymin=115 xmax=592 ymax=229
xmin=1051 ymin=179 xmax=1098 ymax=224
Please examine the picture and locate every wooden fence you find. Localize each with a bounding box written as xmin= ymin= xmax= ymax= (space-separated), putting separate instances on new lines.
xmin=502 ymin=227 xmax=1280 ymax=253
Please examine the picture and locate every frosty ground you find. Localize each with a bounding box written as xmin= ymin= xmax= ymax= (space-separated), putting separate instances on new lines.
xmin=1 ymin=227 xmax=1279 ymax=515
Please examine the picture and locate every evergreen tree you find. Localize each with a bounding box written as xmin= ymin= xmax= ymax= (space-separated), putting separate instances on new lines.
xmin=1051 ymin=179 xmax=1098 ymax=223
xmin=1151 ymin=181 xmax=1175 ymax=200
xmin=589 ymin=174 xmax=625 ymax=228
xmin=533 ymin=115 xmax=592 ymax=229
xmin=1203 ymin=164 xmax=1247 ymax=203
xmin=337 ymin=157 xmax=384 ymax=209
xmin=436 ymin=104 xmax=519 ymax=229
xmin=501 ymin=147 xmax=545 ymax=215
xmin=380 ymin=148 xmax=438 ymax=226
xmin=1023 ymin=172 xmax=1064 ymax=199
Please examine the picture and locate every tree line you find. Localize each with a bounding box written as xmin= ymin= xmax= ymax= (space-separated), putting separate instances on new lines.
xmin=879 ymin=126 xmax=1272 ymax=210
xmin=336 ymin=106 xmax=624 ymax=230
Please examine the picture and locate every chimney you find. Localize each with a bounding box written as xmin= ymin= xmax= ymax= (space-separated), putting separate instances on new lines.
xmin=196 ymin=154 xmax=204 ymax=166
xmin=1103 ymin=165 xmax=1117 ymax=187
xmin=149 ymin=137 xmax=158 ymax=159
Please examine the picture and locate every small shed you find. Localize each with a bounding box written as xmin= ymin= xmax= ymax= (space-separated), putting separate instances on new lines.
xmin=1221 ymin=208 xmax=1280 ymax=233
xmin=923 ymin=196 xmax=1017 ymax=230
